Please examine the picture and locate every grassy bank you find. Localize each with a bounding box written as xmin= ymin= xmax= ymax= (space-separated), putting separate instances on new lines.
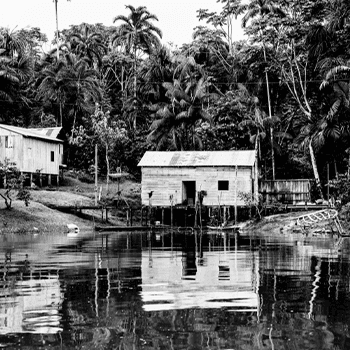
xmin=0 ymin=173 xmax=141 ymax=234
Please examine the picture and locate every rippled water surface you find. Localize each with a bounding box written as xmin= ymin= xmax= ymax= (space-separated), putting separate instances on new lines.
xmin=1 ymin=228 xmax=350 ymax=349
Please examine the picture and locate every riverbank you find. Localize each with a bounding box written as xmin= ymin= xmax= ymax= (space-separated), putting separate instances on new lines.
xmin=0 ymin=174 xmax=347 ymax=235
xmin=0 ymin=175 xmax=141 ymax=234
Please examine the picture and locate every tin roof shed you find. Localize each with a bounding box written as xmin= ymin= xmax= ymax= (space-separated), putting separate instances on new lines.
xmin=138 ymin=150 xmax=256 ymax=167
xmin=0 ymin=124 xmax=63 ymax=143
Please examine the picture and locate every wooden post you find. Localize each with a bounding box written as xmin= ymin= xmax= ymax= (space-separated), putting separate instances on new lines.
xmin=161 ymin=208 xmax=164 ymax=226
xmin=141 ymin=207 xmax=144 ymax=226
xmin=57 ymin=174 xmax=59 ymax=187
xmin=105 ymin=207 xmax=108 ymax=223
xmin=130 ymin=208 xmax=133 ymax=226
xmin=48 ymin=174 xmax=52 ymax=186
xmin=39 ymin=173 xmax=43 ymax=188
xmin=327 ymin=163 xmax=330 ymax=204
xmin=235 ymin=165 xmax=238 ymax=225
xmin=171 ymin=205 xmax=173 ymax=227
xmin=126 ymin=209 xmax=130 ymax=226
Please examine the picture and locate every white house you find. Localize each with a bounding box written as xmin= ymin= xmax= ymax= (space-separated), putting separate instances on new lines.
xmin=0 ymin=124 xmax=65 ymax=186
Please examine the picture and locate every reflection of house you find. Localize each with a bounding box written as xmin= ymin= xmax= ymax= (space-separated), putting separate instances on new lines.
xmin=141 ymin=247 xmax=259 ymax=312
xmin=0 ymin=276 xmax=62 ymax=334
xmin=138 ymin=151 xmax=258 ymax=208
xmin=0 ymin=124 xmax=65 ymax=186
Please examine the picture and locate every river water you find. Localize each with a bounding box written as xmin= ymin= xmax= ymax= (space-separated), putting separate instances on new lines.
xmin=0 ymin=228 xmax=349 ymax=349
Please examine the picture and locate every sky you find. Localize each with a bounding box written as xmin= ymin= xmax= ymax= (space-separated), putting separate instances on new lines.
xmin=1 ymin=0 xmax=245 ymax=52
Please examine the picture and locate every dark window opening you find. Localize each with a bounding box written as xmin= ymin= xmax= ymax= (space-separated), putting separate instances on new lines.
xmin=51 ymin=151 xmax=54 ymax=162
xmin=5 ymin=136 xmax=8 ymax=148
xmin=218 ymin=180 xmax=229 ymax=191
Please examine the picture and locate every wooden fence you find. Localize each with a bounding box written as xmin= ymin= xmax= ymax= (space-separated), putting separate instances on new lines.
xmin=259 ymin=179 xmax=312 ymax=204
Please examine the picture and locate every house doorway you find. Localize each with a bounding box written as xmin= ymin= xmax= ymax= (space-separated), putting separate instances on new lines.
xmin=182 ymin=181 xmax=196 ymax=205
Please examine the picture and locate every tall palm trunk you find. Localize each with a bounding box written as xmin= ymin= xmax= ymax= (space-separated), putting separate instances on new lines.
xmin=309 ymin=139 xmax=324 ymax=200
xmin=54 ymin=0 xmax=59 ymax=61
xmin=133 ymin=30 xmax=137 ymax=130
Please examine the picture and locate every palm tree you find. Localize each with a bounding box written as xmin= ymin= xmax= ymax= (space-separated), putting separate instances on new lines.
xmin=138 ymin=45 xmax=173 ymax=101
xmin=148 ymin=77 xmax=215 ymax=150
xmin=113 ymin=5 xmax=162 ymax=127
xmin=242 ymin=0 xmax=286 ymax=180
xmin=66 ymin=23 xmax=107 ymax=69
xmin=64 ymin=53 xmax=102 ymax=133
xmin=237 ymin=84 xmax=281 ymax=179
xmin=36 ymin=53 xmax=101 ymax=129
xmin=0 ymin=29 xmax=32 ymax=119
xmin=36 ymin=59 xmax=69 ymax=126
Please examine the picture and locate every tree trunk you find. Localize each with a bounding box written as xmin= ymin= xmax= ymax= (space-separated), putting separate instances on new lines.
xmin=262 ymin=38 xmax=275 ymax=180
xmin=54 ymin=0 xmax=59 ymax=61
xmin=309 ymin=140 xmax=324 ymax=200
xmin=254 ymin=133 xmax=260 ymax=203
xmin=59 ymin=100 xmax=63 ymax=127
xmin=105 ymin=144 xmax=110 ymax=193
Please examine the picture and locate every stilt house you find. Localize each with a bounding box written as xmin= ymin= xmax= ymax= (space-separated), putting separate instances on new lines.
xmin=0 ymin=124 xmax=65 ymax=186
xmin=138 ymin=150 xmax=258 ymax=208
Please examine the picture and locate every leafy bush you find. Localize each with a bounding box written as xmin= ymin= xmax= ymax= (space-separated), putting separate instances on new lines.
xmin=77 ymin=172 xmax=95 ymax=184
xmin=328 ymin=174 xmax=350 ymax=208
xmin=0 ymin=159 xmax=32 ymax=209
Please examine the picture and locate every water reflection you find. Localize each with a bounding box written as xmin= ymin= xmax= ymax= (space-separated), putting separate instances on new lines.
xmin=0 ymin=229 xmax=349 ymax=348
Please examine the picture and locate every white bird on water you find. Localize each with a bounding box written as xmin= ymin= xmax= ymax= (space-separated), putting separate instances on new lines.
xmin=67 ymin=223 xmax=80 ymax=233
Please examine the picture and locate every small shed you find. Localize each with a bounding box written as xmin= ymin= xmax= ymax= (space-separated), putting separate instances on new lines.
xmin=138 ymin=150 xmax=258 ymax=208
xmin=0 ymin=124 xmax=65 ymax=186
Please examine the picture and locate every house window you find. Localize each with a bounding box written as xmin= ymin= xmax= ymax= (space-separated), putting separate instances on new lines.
xmin=51 ymin=151 xmax=54 ymax=162
xmin=218 ymin=180 xmax=229 ymax=191
xmin=5 ymin=136 xmax=13 ymax=148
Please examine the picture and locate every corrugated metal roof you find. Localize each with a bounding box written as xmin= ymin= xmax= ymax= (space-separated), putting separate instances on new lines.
xmin=0 ymin=124 xmax=63 ymax=143
xmin=138 ymin=151 xmax=256 ymax=167
xmin=31 ymin=127 xmax=62 ymax=139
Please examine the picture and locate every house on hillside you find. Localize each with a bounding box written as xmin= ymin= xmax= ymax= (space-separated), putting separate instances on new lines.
xmin=138 ymin=151 xmax=258 ymax=224
xmin=0 ymin=124 xmax=65 ymax=186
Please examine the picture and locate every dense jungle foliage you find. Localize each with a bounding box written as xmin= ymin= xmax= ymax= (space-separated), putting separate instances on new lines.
xmin=1 ymin=0 xmax=350 ymax=199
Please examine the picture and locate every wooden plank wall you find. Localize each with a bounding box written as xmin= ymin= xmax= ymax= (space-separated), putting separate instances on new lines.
xmin=259 ymin=179 xmax=311 ymax=204
xmin=0 ymin=133 xmax=60 ymax=175
xmin=141 ymin=166 xmax=254 ymax=207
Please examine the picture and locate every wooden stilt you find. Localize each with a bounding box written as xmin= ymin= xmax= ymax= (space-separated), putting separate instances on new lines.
xmin=171 ymin=205 xmax=173 ymax=227
xmin=235 ymin=165 xmax=238 ymax=224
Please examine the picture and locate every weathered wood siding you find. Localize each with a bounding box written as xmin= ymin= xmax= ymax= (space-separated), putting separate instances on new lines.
xmin=0 ymin=132 xmax=61 ymax=175
xmin=141 ymin=166 xmax=254 ymax=207
xmin=259 ymin=179 xmax=311 ymax=204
